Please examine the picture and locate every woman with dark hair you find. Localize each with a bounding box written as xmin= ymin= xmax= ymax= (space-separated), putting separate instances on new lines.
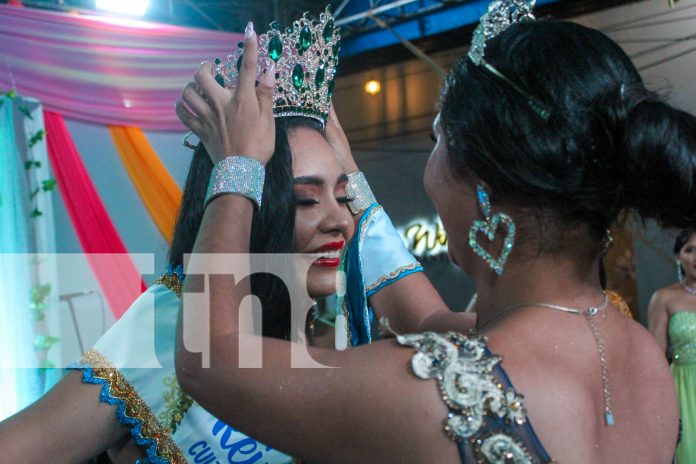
xmin=0 ymin=9 xmax=456 ymax=463
xmin=649 ymin=228 xmax=696 ymax=462
xmin=175 ymin=1 xmax=691 ymax=462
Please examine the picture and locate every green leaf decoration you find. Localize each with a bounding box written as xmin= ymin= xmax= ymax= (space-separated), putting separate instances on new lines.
xmin=31 ymin=208 xmax=43 ymax=218
xmin=5 ymin=90 xmax=17 ymax=99
xmin=41 ymin=179 xmax=57 ymax=192
xmin=34 ymin=335 xmax=61 ymax=351
xmin=32 ymin=306 xmax=46 ymax=322
xmin=28 ymin=130 xmax=45 ymax=148
xmin=31 ymin=283 xmax=52 ymax=304
xmin=40 ymin=360 xmax=57 ymax=370
xmin=18 ymin=105 xmax=33 ymax=120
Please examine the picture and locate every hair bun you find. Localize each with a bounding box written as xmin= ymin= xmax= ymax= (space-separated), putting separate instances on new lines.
xmin=620 ymin=98 xmax=696 ymax=228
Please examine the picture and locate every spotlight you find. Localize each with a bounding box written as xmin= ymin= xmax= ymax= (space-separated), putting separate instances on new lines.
xmin=96 ymin=0 xmax=149 ymax=17
xmin=364 ymin=80 xmax=381 ymax=95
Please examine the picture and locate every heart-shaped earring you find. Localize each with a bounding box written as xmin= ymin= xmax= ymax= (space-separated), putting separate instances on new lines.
xmin=467 ymin=184 xmax=516 ymax=275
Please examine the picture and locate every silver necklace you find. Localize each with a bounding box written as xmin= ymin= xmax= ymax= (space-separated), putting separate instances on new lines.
xmin=476 ymin=292 xmax=615 ymax=426
xmin=683 ymin=282 xmax=696 ymax=296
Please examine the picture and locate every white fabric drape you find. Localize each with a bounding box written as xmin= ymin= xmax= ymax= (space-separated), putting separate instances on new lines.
xmin=0 ymin=97 xmax=60 ymax=420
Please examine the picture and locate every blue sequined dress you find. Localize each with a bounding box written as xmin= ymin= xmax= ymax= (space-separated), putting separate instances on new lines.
xmin=396 ymin=331 xmax=554 ymax=463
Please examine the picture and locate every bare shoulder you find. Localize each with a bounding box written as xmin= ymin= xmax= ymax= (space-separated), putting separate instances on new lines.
xmin=649 ymin=285 xmax=680 ymax=310
xmin=482 ymin=311 xmax=678 ymax=463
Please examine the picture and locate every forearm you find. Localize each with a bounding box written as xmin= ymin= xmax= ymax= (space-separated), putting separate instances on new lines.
xmin=176 ymin=195 xmax=253 ymax=388
xmin=0 ymin=371 xmax=128 ymax=463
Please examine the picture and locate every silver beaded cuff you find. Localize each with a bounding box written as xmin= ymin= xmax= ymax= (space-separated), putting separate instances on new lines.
xmin=205 ymin=156 xmax=265 ymax=209
xmin=345 ymin=171 xmax=377 ymax=215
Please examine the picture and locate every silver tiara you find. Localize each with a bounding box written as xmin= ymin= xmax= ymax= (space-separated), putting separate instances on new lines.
xmin=468 ymin=0 xmax=550 ymax=120
xmin=469 ymin=0 xmax=536 ymax=66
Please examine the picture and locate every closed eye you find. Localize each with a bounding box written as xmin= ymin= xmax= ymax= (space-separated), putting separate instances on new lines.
xmin=337 ymin=196 xmax=353 ymax=204
xmin=295 ymin=197 xmax=319 ymax=206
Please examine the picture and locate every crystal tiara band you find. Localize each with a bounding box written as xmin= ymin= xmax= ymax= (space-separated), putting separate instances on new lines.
xmin=468 ymin=0 xmax=551 ymax=121
xmin=215 ymin=6 xmax=340 ymax=128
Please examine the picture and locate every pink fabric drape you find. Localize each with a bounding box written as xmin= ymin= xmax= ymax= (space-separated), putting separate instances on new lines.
xmin=44 ymin=110 xmax=146 ymax=319
xmin=0 ymin=5 xmax=242 ymax=131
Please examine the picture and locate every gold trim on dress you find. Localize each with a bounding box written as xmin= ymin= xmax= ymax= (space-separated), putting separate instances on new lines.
xmin=158 ymin=373 xmax=195 ymax=435
xmin=81 ymin=349 xmax=187 ymax=464
xmin=156 ymin=272 xmax=183 ymax=298
xmin=365 ymin=261 xmax=423 ymax=293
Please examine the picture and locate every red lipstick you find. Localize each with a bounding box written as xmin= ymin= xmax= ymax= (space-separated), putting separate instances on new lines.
xmin=309 ymin=241 xmax=344 ymax=268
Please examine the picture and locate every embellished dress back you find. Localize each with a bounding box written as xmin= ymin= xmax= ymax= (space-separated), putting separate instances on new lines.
xmin=396 ymin=331 xmax=554 ymax=463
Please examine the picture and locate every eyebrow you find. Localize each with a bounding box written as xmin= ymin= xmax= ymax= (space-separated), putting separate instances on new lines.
xmin=293 ymin=173 xmax=349 ymax=186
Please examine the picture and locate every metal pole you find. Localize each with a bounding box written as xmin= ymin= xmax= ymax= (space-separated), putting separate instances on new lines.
xmin=334 ymin=0 xmax=352 ymax=18
xmin=336 ymin=0 xmax=420 ymax=26
xmin=367 ymin=13 xmax=446 ymax=77
xmin=64 ymin=299 xmax=85 ymax=356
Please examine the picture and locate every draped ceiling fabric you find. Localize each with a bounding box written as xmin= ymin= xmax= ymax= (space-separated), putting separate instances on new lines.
xmin=0 ymin=4 xmax=243 ymax=131
xmin=45 ymin=111 xmax=147 ymax=319
xmin=109 ymin=126 xmax=182 ymax=243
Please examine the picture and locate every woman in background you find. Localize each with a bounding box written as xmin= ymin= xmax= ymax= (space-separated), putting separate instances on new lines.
xmin=649 ymin=228 xmax=696 ymax=463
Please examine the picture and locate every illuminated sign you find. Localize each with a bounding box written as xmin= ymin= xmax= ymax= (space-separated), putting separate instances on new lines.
xmin=398 ymin=217 xmax=448 ymax=259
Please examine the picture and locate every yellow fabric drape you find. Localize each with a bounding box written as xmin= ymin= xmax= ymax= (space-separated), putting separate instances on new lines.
xmin=109 ymin=126 xmax=182 ymax=243
xmin=605 ymin=215 xmax=639 ymax=319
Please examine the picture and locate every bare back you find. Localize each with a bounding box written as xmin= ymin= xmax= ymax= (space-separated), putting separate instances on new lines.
xmin=487 ymin=306 xmax=678 ymax=463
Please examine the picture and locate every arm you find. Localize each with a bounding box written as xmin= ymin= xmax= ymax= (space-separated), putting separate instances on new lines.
xmin=174 ymin=30 xmax=452 ymax=462
xmin=0 ymin=371 xmax=130 ymax=463
xmin=647 ymin=289 xmax=670 ymax=356
xmin=326 ymin=106 xmax=474 ymax=335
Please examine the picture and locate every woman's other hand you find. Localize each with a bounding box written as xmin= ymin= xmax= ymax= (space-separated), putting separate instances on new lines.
xmin=326 ymin=104 xmax=359 ymax=173
xmin=176 ymin=22 xmax=276 ymax=165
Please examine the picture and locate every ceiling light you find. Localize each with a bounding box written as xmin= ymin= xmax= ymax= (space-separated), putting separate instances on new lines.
xmin=95 ymin=0 xmax=149 ymax=17
xmin=364 ymin=80 xmax=381 ymax=95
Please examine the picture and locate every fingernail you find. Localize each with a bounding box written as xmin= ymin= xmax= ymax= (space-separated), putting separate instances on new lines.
xmin=245 ymin=21 xmax=254 ymax=39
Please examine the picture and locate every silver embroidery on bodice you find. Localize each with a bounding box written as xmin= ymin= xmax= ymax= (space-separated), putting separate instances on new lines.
xmin=396 ymin=331 xmax=536 ymax=463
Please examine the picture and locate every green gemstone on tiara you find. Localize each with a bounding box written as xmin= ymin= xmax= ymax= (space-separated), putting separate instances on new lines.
xmin=292 ymin=64 xmax=304 ymax=90
xmin=214 ymin=57 xmax=221 ymax=65
xmin=215 ymin=74 xmax=225 ymax=87
xmin=300 ymin=25 xmax=312 ymax=51
xmin=315 ymin=62 xmax=325 ymax=86
xmin=269 ymin=35 xmax=283 ymax=62
xmin=328 ymin=79 xmax=335 ymax=98
xmin=323 ymin=19 xmax=334 ymax=42
xmin=236 ymin=55 xmax=243 ymax=72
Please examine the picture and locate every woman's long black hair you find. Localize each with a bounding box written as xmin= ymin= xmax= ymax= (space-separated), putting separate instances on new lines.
xmin=440 ymin=19 xmax=696 ymax=259
xmin=168 ymin=117 xmax=323 ymax=340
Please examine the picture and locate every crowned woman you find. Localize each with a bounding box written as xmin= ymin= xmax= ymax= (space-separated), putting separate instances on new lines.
xmin=0 ymin=8 xmax=464 ymax=463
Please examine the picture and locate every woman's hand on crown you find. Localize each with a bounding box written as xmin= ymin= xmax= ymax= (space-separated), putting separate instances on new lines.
xmin=176 ymin=22 xmax=276 ymax=165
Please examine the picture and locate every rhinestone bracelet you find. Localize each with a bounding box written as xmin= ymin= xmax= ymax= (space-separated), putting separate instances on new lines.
xmin=345 ymin=171 xmax=377 ymax=215
xmin=205 ymin=156 xmax=265 ymax=209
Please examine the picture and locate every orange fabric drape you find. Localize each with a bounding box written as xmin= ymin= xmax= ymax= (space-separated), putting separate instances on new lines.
xmin=109 ymin=127 xmax=182 ymax=243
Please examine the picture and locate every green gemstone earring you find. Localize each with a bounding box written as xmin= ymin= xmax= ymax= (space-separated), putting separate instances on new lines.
xmin=467 ymin=184 xmax=516 ymax=275
xmin=677 ymin=259 xmax=686 ymax=283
